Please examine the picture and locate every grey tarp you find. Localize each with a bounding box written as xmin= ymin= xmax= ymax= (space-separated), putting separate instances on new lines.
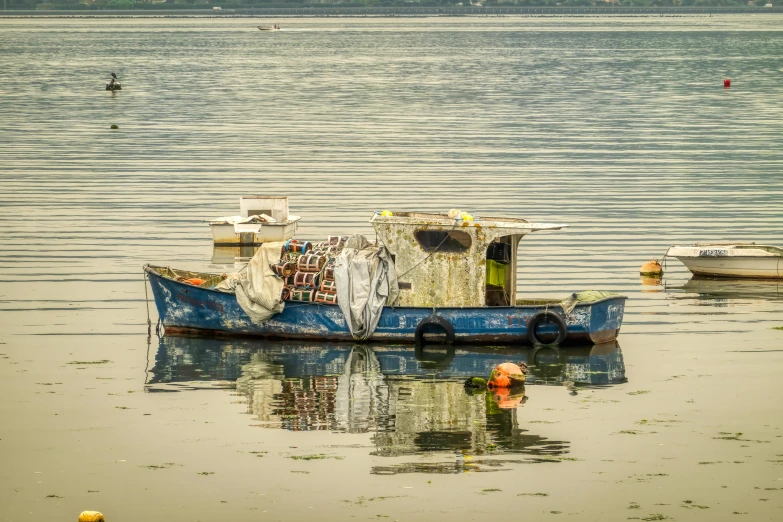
xmin=335 ymin=235 xmax=399 ymax=341
xmin=214 ymin=241 xmax=285 ymax=324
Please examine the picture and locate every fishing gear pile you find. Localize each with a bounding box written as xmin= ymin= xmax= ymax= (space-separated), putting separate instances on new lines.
xmin=272 ymin=236 xmax=348 ymax=305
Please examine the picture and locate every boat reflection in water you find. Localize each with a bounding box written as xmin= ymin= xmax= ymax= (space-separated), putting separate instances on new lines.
xmin=666 ymin=276 xmax=783 ymax=305
xmin=211 ymin=245 xmax=259 ymax=266
xmin=147 ymin=338 xmax=626 ymax=473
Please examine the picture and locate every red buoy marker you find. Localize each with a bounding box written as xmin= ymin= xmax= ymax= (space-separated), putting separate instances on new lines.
xmin=724 ymin=78 xmax=731 ymax=88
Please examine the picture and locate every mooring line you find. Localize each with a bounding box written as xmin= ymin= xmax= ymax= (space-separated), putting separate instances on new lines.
xmin=143 ymin=270 xmax=152 ymax=337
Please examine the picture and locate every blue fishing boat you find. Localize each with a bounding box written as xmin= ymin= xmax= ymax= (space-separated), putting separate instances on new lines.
xmin=145 ymin=210 xmax=626 ymax=346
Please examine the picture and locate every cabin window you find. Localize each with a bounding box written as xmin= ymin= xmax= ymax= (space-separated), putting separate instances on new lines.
xmin=414 ymin=230 xmax=472 ymax=253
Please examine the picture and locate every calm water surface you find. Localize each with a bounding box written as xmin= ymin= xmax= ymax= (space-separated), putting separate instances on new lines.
xmin=1 ymin=15 xmax=782 ymax=521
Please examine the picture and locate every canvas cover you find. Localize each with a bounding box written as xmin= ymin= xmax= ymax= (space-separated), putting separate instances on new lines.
xmin=214 ymin=242 xmax=285 ymax=324
xmin=335 ymin=235 xmax=399 ymax=341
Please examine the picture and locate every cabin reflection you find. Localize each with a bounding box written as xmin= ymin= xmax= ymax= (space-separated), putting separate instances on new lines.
xmin=147 ymin=338 xmax=625 ymax=468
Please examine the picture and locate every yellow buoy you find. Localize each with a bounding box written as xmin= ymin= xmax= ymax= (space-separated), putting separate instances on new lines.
xmin=640 ymin=259 xmax=663 ymax=277
xmin=79 ymin=512 xmax=105 ymax=522
xmin=380 ymin=210 xmax=393 ymax=217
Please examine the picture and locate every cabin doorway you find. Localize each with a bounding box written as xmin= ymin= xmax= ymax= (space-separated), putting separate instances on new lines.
xmin=485 ymin=237 xmax=514 ymax=306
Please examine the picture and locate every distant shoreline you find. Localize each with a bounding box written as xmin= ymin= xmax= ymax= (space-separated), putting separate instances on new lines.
xmin=2 ymin=6 xmax=782 ymax=18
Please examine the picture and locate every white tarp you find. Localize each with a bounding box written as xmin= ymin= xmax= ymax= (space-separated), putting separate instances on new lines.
xmin=208 ymin=214 xmax=278 ymax=225
xmin=214 ymin=242 xmax=285 ymax=324
xmin=335 ymin=235 xmax=399 ymax=341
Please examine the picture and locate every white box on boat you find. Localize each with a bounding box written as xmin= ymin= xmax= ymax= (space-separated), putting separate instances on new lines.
xmin=209 ymin=196 xmax=299 ymax=245
xmin=210 ymin=219 xmax=299 ymax=245
xmin=239 ymin=196 xmax=289 ymax=222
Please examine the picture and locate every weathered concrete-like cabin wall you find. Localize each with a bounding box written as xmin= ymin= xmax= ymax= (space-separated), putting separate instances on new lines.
xmin=373 ymin=217 xmax=525 ymax=308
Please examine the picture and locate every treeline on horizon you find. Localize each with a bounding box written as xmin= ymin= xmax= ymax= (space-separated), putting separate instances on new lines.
xmin=5 ymin=0 xmax=775 ymax=11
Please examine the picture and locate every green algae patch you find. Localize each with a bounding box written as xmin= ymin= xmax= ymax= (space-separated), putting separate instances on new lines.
xmin=714 ymin=432 xmax=744 ymax=440
xmin=141 ymin=463 xmax=180 ymax=470
xmin=289 ymin=454 xmax=343 ymax=461
xmin=681 ymin=500 xmax=709 ymax=509
xmin=627 ymin=390 xmax=651 ymax=396
xmin=67 ymin=360 xmax=110 ymax=365
xmin=518 ymin=492 xmax=549 ymax=497
xmin=465 ymin=377 xmax=487 ymax=389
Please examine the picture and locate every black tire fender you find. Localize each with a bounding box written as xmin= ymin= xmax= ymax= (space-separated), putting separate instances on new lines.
xmin=415 ymin=315 xmax=456 ymax=345
xmin=526 ymin=311 xmax=568 ymax=347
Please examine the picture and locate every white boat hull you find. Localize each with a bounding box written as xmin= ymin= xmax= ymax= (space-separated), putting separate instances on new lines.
xmin=210 ymin=221 xmax=298 ymax=245
xmin=678 ymin=256 xmax=781 ymax=279
xmin=667 ymin=245 xmax=782 ymax=279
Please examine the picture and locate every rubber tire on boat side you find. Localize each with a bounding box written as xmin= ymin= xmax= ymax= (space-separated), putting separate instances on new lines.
xmin=526 ymin=311 xmax=568 ymax=347
xmin=414 ymin=315 xmax=456 ymax=345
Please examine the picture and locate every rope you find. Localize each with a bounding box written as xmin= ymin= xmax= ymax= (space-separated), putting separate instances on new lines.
xmin=143 ymin=270 xmax=152 ymax=337
xmin=397 ymin=220 xmax=460 ymax=281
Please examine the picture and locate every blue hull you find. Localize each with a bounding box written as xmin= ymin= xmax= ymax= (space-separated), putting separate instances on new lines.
xmin=145 ymin=265 xmax=626 ymax=345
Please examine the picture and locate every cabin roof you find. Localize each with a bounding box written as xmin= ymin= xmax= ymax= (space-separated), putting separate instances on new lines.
xmin=369 ymin=211 xmax=568 ymax=234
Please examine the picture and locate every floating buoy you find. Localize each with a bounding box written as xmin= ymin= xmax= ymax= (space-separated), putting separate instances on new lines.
xmin=640 ymin=259 xmax=663 ymax=277
xmin=724 ymin=79 xmax=731 ymax=88
xmin=487 ymin=362 xmax=527 ymax=389
xmin=491 ymin=387 xmax=526 ymax=409
xmin=79 ymin=512 xmax=105 ymax=522
xmin=110 ymin=124 xmax=118 ymax=129
xmin=639 ymin=275 xmax=662 ymax=292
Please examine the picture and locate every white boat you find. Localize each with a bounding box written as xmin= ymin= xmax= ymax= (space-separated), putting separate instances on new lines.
xmin=258 ymin=25 xmax=281 ymax=31
xmin=665 ymin=243 xmax=783 ymax=279
xmin=208 ymin=196 xmax=300 ymax=246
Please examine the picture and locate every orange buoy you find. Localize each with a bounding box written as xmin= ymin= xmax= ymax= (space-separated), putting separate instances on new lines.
xmin=640 ymin=259 xmax=663 ymax=277
xmin=724 ymin=78 xmax=731 ymax=88
xmin=487 ymin=362 xmax=526 ymax=389
xmin=491 ymin=387 xmax=526 ymax=409
xmin=183 ymin=278 xmax=206 ymax=286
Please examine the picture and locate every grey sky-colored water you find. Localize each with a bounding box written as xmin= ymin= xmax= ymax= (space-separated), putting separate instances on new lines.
xmin=0 ymin=15 xmax=782 ymax=521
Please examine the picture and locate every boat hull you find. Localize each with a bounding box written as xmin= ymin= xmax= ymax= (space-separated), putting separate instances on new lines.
xmin=675 ymin=256 xmax=781 ymax=279
xmin=145 ymin=266 xmax=626 ymax=346
xmin=667 ymin=245 xmax=782 ymax=279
